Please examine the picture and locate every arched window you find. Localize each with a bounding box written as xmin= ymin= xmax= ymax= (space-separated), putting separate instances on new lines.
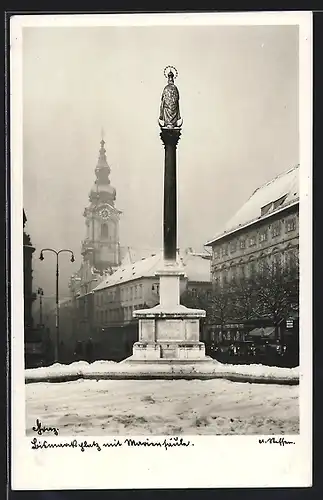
xmin=248 ymin=259 xmax=255 ymax=277
xmin=273 ymin=252 xmax=282 ymax=272
xmin=258 ymin=253 xmax=267 ymax=276
xmin=101 ymin=223 xmax=109 ymax=238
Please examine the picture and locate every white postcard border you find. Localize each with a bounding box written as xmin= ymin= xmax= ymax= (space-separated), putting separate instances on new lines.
xmin=10 ymin=11 xmax=313 ymax=490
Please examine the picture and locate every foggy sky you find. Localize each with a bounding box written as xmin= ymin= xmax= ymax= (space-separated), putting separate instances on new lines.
xmin=23 ymin=24 xmax=299 ymax=299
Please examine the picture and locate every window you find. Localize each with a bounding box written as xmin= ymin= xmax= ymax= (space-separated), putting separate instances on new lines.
xmin=273 ymin=195 xmax=287 ymax=210
xmin=258 ymin=258 xmax=266 ymax=276
xmin=222 ymin=245 xmax=229 ymax=256
xmin=273 ymin=253 xmax=281 ymax=272
xmin=272 ymin=222 xmax=281 ymax=237
xmin=286 ymin=218 xmax=296 ymax=232
xmin=230 ymin=241 xmax=237 ymax=253
xmin=191 ymin=288 xmax=197 ymax=297
xmin=213 ymin=248 xmax=220 ymax=259
xmin=240 ymin=265 xmax=245 ymax=278
xmin=249 ymin=261 xmax=256 ymax=276
xmin=261 ymin=202 xmax=272 ymax=216
xmin=259 ymin=230 xmax=267 ymax=243
xmin=222 ymin=271 xmax=228 ymax=284
xmin=240 ymin=239 xmax=246 ymax=249
xmin=135 ymin=285 xmax=138 ymax=298
xmin=249 ymin=236 xmax=256 ymax=247
xmin=101 ymin=223 xmax=109 ymax=238
xmin=285 ymin=251 xmax=296 ymax=271
xmin=139 ymin=284 xmax=143 ymax=298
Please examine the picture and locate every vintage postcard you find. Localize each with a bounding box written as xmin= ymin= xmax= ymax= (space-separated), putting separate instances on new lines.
xmin=10 ymin=11 xmax=312 ymax=490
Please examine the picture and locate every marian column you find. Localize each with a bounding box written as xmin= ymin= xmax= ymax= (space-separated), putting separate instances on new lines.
xmin=126 ymin=67 xmax=212 ymax=365
xmin=157 ymin=67 xmax=184 ymax=310
xmin=159 ymin=67 xmax=182 ymax=262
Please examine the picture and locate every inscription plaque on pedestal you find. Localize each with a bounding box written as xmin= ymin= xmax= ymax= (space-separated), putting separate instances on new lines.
xmin=156 ymin=319 xmax=185 ymax=341
xmin=185 ymin=319 xmax=200 ymax=341
xmin=139 ymin=319 xmax=155 ymax=342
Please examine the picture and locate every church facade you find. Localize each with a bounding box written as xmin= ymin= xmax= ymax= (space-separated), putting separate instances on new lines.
xmin=69 ymin=137 xmax=122 ymax=299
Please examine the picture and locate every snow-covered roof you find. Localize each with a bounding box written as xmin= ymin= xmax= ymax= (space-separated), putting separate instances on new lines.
xmin=206 ymin=164 xmax=299 ymax=246
xmin=119 ymin=246 xmax=161 ymax=266
xmin=180 ymin=251 xmax=211 ymax=283
xmin=93 ymin=250 xmax=211 ymax=292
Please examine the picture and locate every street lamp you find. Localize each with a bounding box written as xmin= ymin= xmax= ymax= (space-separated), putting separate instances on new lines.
xmin=39 ymin=248 xmax=75 ymax=362
xmin=37 ymin=287 xmax=44 ymax=327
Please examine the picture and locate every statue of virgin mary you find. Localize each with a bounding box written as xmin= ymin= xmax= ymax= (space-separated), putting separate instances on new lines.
xmin=159 ymin=70 xmax=182 ymax=129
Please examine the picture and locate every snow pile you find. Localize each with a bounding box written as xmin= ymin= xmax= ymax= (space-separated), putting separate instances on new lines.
xmin=216 ymin=363 xmax=299 ymax=379
xmin=25 ymin=360 xmax=299 ymax=384
xmin=26 ymin=378 xmax=299 ymax=436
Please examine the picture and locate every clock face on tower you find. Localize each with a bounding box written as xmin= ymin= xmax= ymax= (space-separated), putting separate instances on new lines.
xmin=98 ymin=207 xmax=110 ymax=220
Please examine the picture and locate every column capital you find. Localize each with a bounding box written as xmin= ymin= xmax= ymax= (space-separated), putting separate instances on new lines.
xmin=160 ymin=128 xmax=181 ymax=147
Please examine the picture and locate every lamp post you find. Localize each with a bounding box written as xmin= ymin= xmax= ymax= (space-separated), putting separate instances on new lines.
xmin=39 ymin=248 xmax=75 ymax=362
xmin=37 ymin=287 xmax=44 ymax=326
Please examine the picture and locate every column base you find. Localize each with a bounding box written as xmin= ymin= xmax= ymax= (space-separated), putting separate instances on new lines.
xmin=130 ymin=340 xmax=210 ymax=361
xmin=123 ymin=304 xmax=211 ymax=363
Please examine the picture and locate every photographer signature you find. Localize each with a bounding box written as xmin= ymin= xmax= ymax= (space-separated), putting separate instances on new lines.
xmin=258 ymin=437 xmax=295 ymax=446
xmin=32 ymin=418 xmax=59 ymax=436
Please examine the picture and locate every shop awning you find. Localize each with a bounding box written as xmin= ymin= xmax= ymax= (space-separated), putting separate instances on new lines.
xmin=249 ymin=327 xmax=275 ymax=338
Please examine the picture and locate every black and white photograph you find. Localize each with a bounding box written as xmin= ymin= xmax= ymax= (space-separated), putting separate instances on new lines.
xmin=10 ymin=11 xmax=312 ymax=490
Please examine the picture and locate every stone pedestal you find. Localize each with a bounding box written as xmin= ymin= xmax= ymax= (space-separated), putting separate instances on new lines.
xmin=125 ymin=262 xmax=213 ymax=364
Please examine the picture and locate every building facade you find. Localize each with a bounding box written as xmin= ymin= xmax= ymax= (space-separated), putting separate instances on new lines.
xmin=23 ymin=210 xmax=42 ymax=367
xmin=206 ymin=165 xmax=299 ymax=285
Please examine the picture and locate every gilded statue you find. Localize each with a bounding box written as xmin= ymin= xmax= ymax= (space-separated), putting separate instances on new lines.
xmin=159 ymin=67 xmax=183 ymax=129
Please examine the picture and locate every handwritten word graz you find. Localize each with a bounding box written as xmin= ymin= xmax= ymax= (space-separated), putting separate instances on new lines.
xmin=32 ymin=419 xmax=59 ymax=436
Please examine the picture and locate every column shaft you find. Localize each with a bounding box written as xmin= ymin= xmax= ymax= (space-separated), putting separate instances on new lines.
xmin=163 ymin=141 xmax=177 ymax=261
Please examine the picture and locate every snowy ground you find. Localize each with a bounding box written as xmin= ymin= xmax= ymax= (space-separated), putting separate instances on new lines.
xmin=25 ymin=360 xmax=299 ymax=383
xmin=26 ymin=378 xmax=299 ymax=436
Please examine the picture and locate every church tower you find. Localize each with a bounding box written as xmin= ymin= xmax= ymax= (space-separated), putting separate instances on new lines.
xmin=81 ymin=136 xmax=122 ymax=274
